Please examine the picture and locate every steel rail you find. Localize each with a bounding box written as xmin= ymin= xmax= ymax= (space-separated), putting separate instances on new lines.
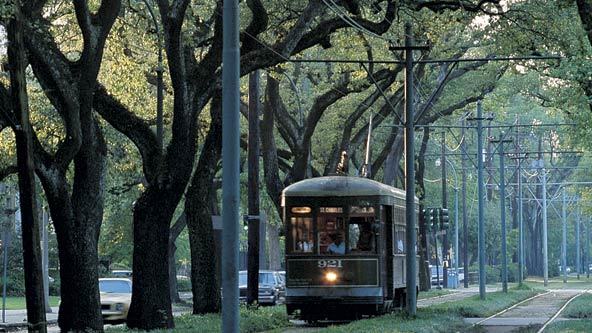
xmin=472 ymin=291 xmax=552 ymax=327
xmin=536 ymin=290 xmax=590 ymax=333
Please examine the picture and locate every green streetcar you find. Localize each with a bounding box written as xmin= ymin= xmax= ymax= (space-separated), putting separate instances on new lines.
xmin=282 ymin=175 xmax=419 ymax=321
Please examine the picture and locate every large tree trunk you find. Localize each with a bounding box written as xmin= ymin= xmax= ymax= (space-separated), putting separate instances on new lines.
xmin=55 ymin=223 xmax=103 ymax=331
xmin=186 ymin=96 xmax=222 ymax=314
xmin=7 ymin=5 xmax=47 ymax=330
xmin=127 ymin=187 xmax=179 ymax=329
xmin=268 ymin=225 xmax=282 ymax=270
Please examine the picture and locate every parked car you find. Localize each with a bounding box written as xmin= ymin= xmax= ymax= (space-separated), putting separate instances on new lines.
xmin=429 ymin=265 xmax=443 ymax=286
xmin=99 ymin=278 xmax=132 ymax=323
xmin=238 ymin=270 xmax=285 ymax=305
xmin=457 ymin=267 xmax=465 ymax=283
xmin=110 ymin=270 xmax=132 ymax=278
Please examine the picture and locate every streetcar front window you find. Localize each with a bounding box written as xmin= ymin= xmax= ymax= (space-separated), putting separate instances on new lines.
xmin=289 ymin=207 xmax=313 ymax=254
xmin=318 ymin=207 xmax=345 ymax=254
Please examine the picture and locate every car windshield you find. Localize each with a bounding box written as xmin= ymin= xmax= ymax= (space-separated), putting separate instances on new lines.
xmin=99 ymin=280 xmax=131 ymax=294
xmin=238 ymin=272 xmax=276 ymax=285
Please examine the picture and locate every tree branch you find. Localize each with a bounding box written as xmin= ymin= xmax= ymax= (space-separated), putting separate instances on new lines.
xmin=93 ymin=85 xmax=161 ymax=183
xmin=0 ymin=165 xmax=17 ymax=182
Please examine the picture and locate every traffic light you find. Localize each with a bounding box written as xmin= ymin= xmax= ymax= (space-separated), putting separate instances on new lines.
xmin=431 ymin=208 xmax=439 ymax=230
xmin=423 ymin=209 xmax=434 ymax=231
xmin=440 ymin=208 xmax=450 ymax=229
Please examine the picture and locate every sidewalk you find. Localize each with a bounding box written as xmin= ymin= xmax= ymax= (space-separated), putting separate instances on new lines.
xmin=0 ymin=307 xmax=58 ymax=331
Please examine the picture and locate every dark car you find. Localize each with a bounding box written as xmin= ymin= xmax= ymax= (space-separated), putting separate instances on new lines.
xmin=239 ymin=270 xmax=285 ymax=305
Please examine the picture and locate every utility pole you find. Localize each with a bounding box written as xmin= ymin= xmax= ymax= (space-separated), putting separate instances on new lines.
xmin=576 ymin=207 xmax=581 ymax=279
xmin=221 ymin=0 xmax=240 ymax=331
xmin=511 ymin=127 xmax=526 ymax=286
xmin=586 ymin=219 xmax=590 ymax=279
xmin=401 ymin=22 xmax=427 ymax=315
xmin=441 ymin=132 xmax=448 ymax=288
xmin=468 ymin=101 xmax=487 ymax=300
xmin=561 ymin=188 xmax=567 ymax=284
xmin=486 ymin=118 xmax=493 ymax=201
xmin=403 ymin=22 xmax=417 ymax=315
xmin=461 ymin=118 xmax=469 ymax=288
xmin=1 ymin=188 xmax=13 ymax=323
xmin=539 ymin=157 xmax=549 ymax=287
xmin=492 ymin=134 xmax=512 ymax=293
xmin=42 ymin=207 xmax=51 ymax=313
xmin=454 ymin=187 xmax=459 ymax=289
xmin=247 ymin=71 xmax=261 ymax=305
xmin=7 ymin=2 xmax=47 ymax=331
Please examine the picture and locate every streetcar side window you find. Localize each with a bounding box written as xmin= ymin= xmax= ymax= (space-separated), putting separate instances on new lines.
xmin=394 ymin=206 xmax=406 ymax=253
xmin=348 ymin=206 xmax=376 ymax=253
xmin=289 ymin=207 xmax=313 ymax=253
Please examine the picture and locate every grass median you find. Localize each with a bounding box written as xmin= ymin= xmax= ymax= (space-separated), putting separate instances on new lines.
xmin=428 ymin=284 xmax=540 ymax=317
xmin=545 ymin=319 xmax=592 ymax=333
xmin=0 ymin=296 xmax=60 ymax=310
xmin=561 ymin=293 xmax=592 ymax=319
xmin=418 ymin=288 xmax=454 ymax=300
xmin=301 ymin=285 xmax=541 ymax=333
xmin=106 ymin=286 xmax=540 ymax=333
xmin=106 ymin=305 xmax=288 ymax=333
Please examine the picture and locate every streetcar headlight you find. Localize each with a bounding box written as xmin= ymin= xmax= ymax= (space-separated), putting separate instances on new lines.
xmin=325 ymin=271 xmax=338 ymax=282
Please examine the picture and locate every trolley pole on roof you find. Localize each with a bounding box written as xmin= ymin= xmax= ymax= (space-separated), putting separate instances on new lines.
xmin=222 ymin=0 xmax=240 ymax=331
xmin=491 ymin=134 xmax=512 ymax=293
xmin=403 ymin=22 xmax=417 ymax=316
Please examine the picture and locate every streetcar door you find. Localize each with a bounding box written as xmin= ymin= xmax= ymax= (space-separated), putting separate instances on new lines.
xmin=384 ymin=205 xmax=394 ymax=299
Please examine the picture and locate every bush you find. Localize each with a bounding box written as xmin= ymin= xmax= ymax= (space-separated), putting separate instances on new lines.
xmin=0 ymin=275 xmax=25 ymax=297
xmin=105 ymin=304 xmax=289 ymax=333
xmin=49 ymin=276 xmax=60 ymax=296
xmin=176 ymin=277 xmax=191 ymax=292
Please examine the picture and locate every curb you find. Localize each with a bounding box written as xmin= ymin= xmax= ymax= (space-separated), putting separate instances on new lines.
xmin=0 ymin=319 xmax=58 ymax=332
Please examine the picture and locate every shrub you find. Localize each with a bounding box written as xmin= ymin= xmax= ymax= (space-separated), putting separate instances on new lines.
xmin=176 ymin=277 xmax=191 ymax=292
xmin=0 ymin=274 xmax=25 ymax=297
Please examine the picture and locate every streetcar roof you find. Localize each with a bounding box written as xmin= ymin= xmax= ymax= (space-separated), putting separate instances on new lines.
xmin=282 ymin=176 xmax=414 ymax=201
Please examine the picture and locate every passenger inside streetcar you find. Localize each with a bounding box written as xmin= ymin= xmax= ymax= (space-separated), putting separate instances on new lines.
xmin=327 ymin=231 xmax=345 ymax=254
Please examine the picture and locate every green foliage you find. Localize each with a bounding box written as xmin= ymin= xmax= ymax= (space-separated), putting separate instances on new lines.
xmin=105 ymin=305 xmax=288 ymax=333
xmin=545 ymin=319 xmax=592 ymax=333
xmin=0 ymin=274 xmax=25 ymax=297
xmin=429 ymin=286 xmax=539 ymax=317
xmin=418 ymin=288 xmax=453 ymax=300
xmin=318 ymin=311 xmax=470 ymax=333
xmin=0 ymin=296 xmax=60 ymax=310
xmin=176 ymin=277 xmax=191 ymax=293
xmin=562 ymin=294 xmax=592 ymax=318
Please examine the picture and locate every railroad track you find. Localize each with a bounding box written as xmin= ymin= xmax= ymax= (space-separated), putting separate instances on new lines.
xmin=470 ymin=289 xmax=589 ymax=332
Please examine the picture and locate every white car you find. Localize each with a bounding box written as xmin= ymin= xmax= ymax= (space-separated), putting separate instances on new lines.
xmin=99 ymin=278 xmax=132 ymax=324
